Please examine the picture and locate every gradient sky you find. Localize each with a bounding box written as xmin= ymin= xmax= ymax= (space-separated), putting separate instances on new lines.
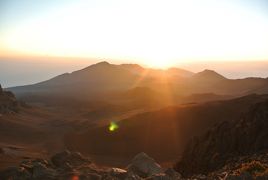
xmin=1 ymin=0 xmax=268 ymax=65
xmin=0 ymin=0 xmax=268 ymax=87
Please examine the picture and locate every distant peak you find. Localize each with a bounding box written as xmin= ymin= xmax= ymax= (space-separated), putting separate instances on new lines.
xmin=201 ymin=69 xmax=216 ymax=73
xmin=120 ymin=63 xmax=144 ymax=70
xmin=95 ymin=61 xmax=110 ymax=66
xmin=75 ymin=61 xmax=113 ymax=73
xmin=199 ymin=69 xmax=222 ymax=75
xmin=194 ymin=69 xmax=226 ymax=80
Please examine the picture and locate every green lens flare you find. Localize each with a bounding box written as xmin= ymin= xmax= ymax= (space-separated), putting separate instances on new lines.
xmin=109 ymin=121 xmax=119 ymax=132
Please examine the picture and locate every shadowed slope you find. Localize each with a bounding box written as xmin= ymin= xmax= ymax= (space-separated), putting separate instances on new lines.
xmin=64 ymin=94 xmax=268 ymax=164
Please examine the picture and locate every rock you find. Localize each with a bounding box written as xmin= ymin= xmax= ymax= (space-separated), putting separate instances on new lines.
xmin=145 ymin=173 xmax=171 ymax=180
xmin=76 ymin=164 xmax=99 ymax=175
xmin=110 ymin=168 xmax=128 ymax=179
xmin=191 ymin=174 xmax=207 ymax=179
xmin=51 ymin=150 xmax=91 ymax=168
xmin=32 ymin=162 xmax=57 ymax=179
xmin=0 ymin=166 xmax=31 ymax=180
xmin=175 ymin=100 xmax=268 ymax=176
xmin=127 ymin=152 xmax=163 ymax=178
xmin=165 ymin=168 xmax=182 ymax=179
xmin=125 ymin=171 xmax=143 ymax=180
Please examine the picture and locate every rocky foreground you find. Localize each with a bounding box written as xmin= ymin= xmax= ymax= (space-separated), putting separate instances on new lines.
xmin=175 ymin=99 xmax=268 ymax=180
xmin=2 ymin=150 xmax=268 ymax=180
xmin=0 ymin=150 xmax=181 ymax=180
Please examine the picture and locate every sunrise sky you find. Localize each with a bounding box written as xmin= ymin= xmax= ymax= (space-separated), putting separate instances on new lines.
xmin=0 ymin=0 xmax=268 ymax=87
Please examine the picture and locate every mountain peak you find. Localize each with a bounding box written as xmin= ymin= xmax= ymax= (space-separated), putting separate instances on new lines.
xmin=193 ymin=69 xmax=226 ymax=81
xmin=94 ymin=61 xmax=110 ymax=66
xmin=201 ymin=69 xmax=219 ymax=74
xmin=79 ymin=61 xmax=112 ymax=72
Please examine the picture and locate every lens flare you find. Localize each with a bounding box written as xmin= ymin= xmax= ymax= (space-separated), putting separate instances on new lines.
xmin=71 ymin=175 xmax=79 ymax=180
xmin=109 ymin=121 xmax=119 ymax=132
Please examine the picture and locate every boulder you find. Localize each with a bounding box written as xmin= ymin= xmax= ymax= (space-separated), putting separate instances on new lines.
xmin=164 ymin=168 xmax=182 ymax=179
xmin=110 ymin=168 xmax=128 ymax=179
xmin=32 ymin=162 xmax=57 ymax=179
xmin=127 ymin=152 xmax=163 ymax=178
xmin=51 ymin=150 xmax=91 ymax=168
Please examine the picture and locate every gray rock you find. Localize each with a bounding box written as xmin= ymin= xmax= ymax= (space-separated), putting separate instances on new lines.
xmin=125 ymin=171 xmax=143 ymax=180
xmin=110 ymin=168 xmax=128 ymax=179
xmin=51 ymin=150 xmax=91 ymax=168
xmin=127 ymin=152 xmax=163 ymax=178
xmin=165 ymin=168 xmax=182 ymax=179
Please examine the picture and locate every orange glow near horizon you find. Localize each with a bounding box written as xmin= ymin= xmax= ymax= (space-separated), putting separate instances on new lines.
xmin=1 ymin=0 xmax=268 ymax=68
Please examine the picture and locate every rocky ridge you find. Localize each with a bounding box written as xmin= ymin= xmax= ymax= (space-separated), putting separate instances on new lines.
xmin=175 ymin=98 xmax=268 ymax=178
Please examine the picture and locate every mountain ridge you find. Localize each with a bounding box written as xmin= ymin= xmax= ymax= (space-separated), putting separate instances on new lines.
xmin=7 ymin=61 xmax=268 ymax=105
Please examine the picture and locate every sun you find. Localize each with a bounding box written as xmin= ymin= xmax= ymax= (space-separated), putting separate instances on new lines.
xmin=143 ymin=57 xmax=177 ymax=69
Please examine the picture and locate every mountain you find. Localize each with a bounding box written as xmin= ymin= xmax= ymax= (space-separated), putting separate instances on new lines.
xmin=9 ymin=61 xmax=140 ymax=96
xmin=179 ymin=72 xmax=268 ymax=96
xmin=175 ymin=94 xmax=268 ymax=176
xmin=167 ymin=67 xmax=195 ymax=77
xmin=7 ymin=61 xmax=268 ymax=107
xmin=7 ymin=62 xmax=196 ymax=105
xmin=119 ymin=64 xmax=145 ymax=74
xmin=191 ymin=69 xmax=226 ymax=82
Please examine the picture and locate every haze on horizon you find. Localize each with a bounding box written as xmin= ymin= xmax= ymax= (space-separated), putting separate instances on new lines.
xmin=0 ymin=0 xmax=268 ymax=87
